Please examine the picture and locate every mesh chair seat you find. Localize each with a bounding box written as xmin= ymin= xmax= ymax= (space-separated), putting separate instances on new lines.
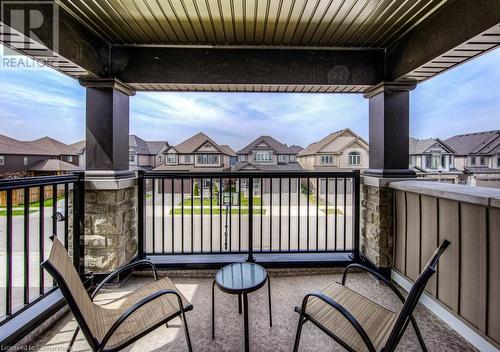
xmin=305 ymin=282 xmax=397 ymax=352
xmin=97 ymin=277 xmax=192 ymax=349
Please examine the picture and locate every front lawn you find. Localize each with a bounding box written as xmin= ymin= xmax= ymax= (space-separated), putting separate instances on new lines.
xmin=0 ymin=210 xmax=36 ymax=216
xmin=181 ymin=195 xmax=262 ymax=206
xmin=169 ymin=208 xmax=266 ymax=215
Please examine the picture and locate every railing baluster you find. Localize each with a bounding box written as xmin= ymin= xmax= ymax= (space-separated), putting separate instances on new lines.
xmin=307 ymin=177 xmax=310 ymax=251
xmin=229 ymin=177 xmax=232 ymax=251
xmin=39 ymin=185 xmax=44 ymax=295
xmin=219 ymin=177 xmax=222 ymax=252
xmin=24 ymin=187 xmax=30 ymax=305
xmin=270 ymin=177 xmax=273 ymax=252
xmin=171 ymin=178 xmax=174 ymax=253
xmin=210 ymin=177 xmax=213 ymax=253
xmin=152 ymin=179 xmax=156 ymax=254
xmin=162 ymin=179 xmax=165 ymax=253
xmin=201 ymin=177 xmax=204 ymax=253
xmin=6 ymin=189 xmax=13 ymax=316
xmin=279 ymin=177 xmax=282 ymax=252
xmin=191 ymin=178 xmax=194 ymax=253
xmin=52 ymin=184 xmax=57 ymax=241
xmin=288 ymin=178 xmax=291 ymax=251
xmin=181 ymin=178 xmax=184 ymax=253
xmin=260 ymin=177 xmax=263 ymax=252
xmin=64 ymin=184 xmax=69 ymax=249
xmin=334 ymin=178 xmax=338 ymax=251
xmin=238 ymin=178 xmax=241 ymax=252
xmin=297 ymin=178 xmax=300 ymax=251
xmin=325 ymin=178 xmax=329 ymax=250
xmin=343 ymin=177 xmax=347 ymax=251
xmin=247 ymin=177 xmax=254 ymax=262
xmin=316 ymin=178 xmax=319 ymax=251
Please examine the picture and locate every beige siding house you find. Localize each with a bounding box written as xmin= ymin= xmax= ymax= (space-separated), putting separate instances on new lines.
xmin=154 ymin=132 xmax=235 ymax=172
xmin=298 ymin=129 xmax=369 ymax=171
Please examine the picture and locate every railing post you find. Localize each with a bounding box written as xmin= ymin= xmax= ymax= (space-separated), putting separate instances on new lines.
xmin=247 ymin=176 xmax=255 ymax=262
xmin=352 ymin=170 xmax=361 ymax=261
xmin=137 ymin=170 xmax=145 ymax=259
xmin=72 ymin=171 xmax=85 ymax=276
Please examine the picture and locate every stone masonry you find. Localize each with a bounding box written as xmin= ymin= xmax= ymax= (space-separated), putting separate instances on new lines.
xmin=84 ymin=185 xmax=137 ymax=273
xmin=360 ymin=182 xmax=394 ymax=269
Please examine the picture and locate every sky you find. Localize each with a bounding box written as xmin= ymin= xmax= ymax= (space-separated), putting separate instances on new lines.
xmin=0 ymin=46 xmax=499 ymax=150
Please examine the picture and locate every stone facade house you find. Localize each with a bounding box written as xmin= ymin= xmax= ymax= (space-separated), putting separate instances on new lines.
xmin=234 ymin=135 xmax=303 ymax=171
xmin=153 ymin=132 xmax=235 ymax=172
xmin=444 ymin=130 xmax=500 ymax=187
xmin=298 ymin=128 xmax=369 ymax=171
xmin=409 ymin=138 xmax=461 ymax=183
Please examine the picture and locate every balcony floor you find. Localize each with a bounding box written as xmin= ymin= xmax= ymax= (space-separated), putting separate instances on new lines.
xmin=30 ymin=270 xmax=476 ymax=351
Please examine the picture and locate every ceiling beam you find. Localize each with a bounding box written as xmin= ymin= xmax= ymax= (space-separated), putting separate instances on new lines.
xmin=0 ymin=1 xmax=109 ymax=78
xmin=387 ymin=0 xmax=500 ymax=81
xmin=111 ymin=47 xmax=385 ymax=87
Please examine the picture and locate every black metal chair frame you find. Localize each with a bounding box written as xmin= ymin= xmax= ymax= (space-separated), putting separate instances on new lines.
xmin=42 ymin=255 xmax=193 ymax=352
xmin=293 ymin=240 xmax=451 ymax=352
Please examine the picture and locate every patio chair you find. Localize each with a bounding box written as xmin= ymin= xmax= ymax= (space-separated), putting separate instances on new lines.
xmin=41 ymin=236 xmax=193 ymax=352
xmin=293 ymin=240 xmax=450 ymax=352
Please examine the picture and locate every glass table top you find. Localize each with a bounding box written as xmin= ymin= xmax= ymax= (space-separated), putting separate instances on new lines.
xmin=215 ymin=263 xmax=267 ymax=293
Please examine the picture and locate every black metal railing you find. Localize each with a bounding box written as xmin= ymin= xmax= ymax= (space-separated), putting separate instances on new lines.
xmin=139 ymin=171 xmax=360 ymax=262
xmin=0 ymin=173 xmax=84 ymax=326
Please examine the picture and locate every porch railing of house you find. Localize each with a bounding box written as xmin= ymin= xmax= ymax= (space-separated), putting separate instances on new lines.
xmin=138 ymin=170 xmax=360 ymax=266
xmin=0 ymin=173 xmax=85 ymax=344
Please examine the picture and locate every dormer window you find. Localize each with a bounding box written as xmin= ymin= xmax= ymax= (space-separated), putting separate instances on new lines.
xmin=254 ymin=152 xmax=271 ymax=162
xmin=320 ymin=155 xmax=333 ymax=164
xmin=166 ymin=154 xmax=177 ymax=164
xmin=348 ymin=152 xmax=361 ymax=165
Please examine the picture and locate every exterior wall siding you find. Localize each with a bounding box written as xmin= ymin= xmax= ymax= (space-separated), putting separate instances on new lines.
xmin=392 ymin=188 xmax=500 ymax=348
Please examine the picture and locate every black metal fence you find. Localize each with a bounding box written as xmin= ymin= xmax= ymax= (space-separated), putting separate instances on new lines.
xmin=139 ymin=171 xmax=360 ymax=262
xmin=0 ymin=174 xmax=84 ymax=326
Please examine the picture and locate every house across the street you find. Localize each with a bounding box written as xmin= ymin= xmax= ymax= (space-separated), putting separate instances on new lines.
xmin=298 ymin=129 xmax=369 ymax=171
xmin=234 ymin=135 xmax=303 ymax=172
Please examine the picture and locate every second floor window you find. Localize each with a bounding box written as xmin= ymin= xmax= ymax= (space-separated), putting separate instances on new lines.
xmin=497 ymin=156 xmax=500 ymax=167
xmin=184 ymin=155 xmax=191 ymax=163
xmin=239 ymin=155 xmax=247 ymax=162
xmin=470 ymin=156 xmax=476 ymax=165
xmin=166 ymin=154 xmax=177 ymax=164
xmin=348 ymin=152 xmax=361 ymax=165
xmin=0 ymin=155 xmax=5 ymax=165
xmin=68 ymin=156 xmax=73 ymax=163
xmin=278 ymin=155 xmax=288 ymax=163
xmin=254 ymin=152 xmax=271 ymax=162
xmin=320 ymin=155 xmax=333 ymax=164
xmin=129 ymin=154 xmax=136 ymax=163
xmin=24 ymin=156 xmax=28 ymax=165
xmin=479 ymin=156 xmax=486 ymax=165
xmin=197 ymin=154 xmax=219 ymax=164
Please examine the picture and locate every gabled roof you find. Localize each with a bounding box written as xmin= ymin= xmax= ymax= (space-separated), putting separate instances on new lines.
xmin=237 ymin=136 xmax=302 ymax=155
xmin=298 ymin=129 xmax=368 ymax=157
xmin=409 ymin=138 xmax=455 ymax=154
xmin=444 ymin=130 xmax=500 ymax=155
xmin=170 ymin=132 xmax=232 ymax=155
xmin=69 ymin=140 xmax=85 ymax=153
xmin=29 ymin=159 xmax=81 ymax=172
xmin=220 ymin=144 xmax=236 ymax=157
xmin=0 ymin=134 xmax=57 ymax=156
xmin=146 ymin=141 xmax=169 ymax=155
xmin=129 ymin=135 xmax=151 ymax=154
xmin=73 ymin=135 xmax=168 ymax=155
xmin=233 ymin=162 xmax=303 ymax=172
xmin=27 ymin=137 xmax=78 ymax=155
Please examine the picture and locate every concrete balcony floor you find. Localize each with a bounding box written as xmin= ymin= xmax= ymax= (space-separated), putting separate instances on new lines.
xmin=30 ymin=269 xmax=475 ymax=351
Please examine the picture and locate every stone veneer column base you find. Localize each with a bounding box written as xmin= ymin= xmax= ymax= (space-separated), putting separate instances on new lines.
xmin=360 ymin=176 xmax=413 ymax=271
xmin=84 ymin=175 xmax=138 ymax=274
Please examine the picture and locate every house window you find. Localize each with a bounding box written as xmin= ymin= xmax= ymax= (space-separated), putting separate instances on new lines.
xmin=497 ymin=156 xmax=500 ymax=167
xmin=68 ymin=156 xmax=73 ymax=163
xmin=320 ymin=155 xmax=333 ymax=164
xmin=24 ymin=156 xmax=28 ymax=165
xmin=129 ymin=154 xmax=136 ymax=163
xmin=450 ymin=156 xmax=454 ymax=168
xmin=166 ymin=154 xmax=177 ymax=164
xmin=470 ymin=156 xmax=476 ymax=165
xmin=431 ymin=154 xmax=440 ymax=169
xmin=0 ymin=155 xmax=4 ymax=165
xmin=239 ymin=155 xmax=247 ymax=162
xmin=197 ymin=154 xmax=219 ymax=164
xmin=254 ymin=152 xmax=271 ymax=162
xmin=479 ymin=156 xmax=485 ymax=165
xmin=290 ymin=155 xmax=297 ymax=162
xmin=348 ymin=152 xmax=361 ymax=165
xmin=278 ymin=155 xmax=288 ymax=163
xmin=184 ymin=155 xmax=191 ymax=163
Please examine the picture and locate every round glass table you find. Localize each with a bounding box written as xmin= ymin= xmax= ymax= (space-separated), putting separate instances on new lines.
xmin=212 ymin=262 xmax=272 ymax=352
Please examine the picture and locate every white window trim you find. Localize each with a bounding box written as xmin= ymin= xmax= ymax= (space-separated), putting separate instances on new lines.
xmin=23 ymin=156 xmax=28 ymax=165
xmin=166 ymin=154 xmax=177 ymax=164
xmin=254 ymin=151 xmax=272 ymax=162
xmin=0 ymin=155 xmax=4 ymax=165
xmin=320 ymin=155 xmax=334 ymax=165
xmin=348 ymin=152 xmax=361 ymax=166
xmin=195 ymin=154 xmax=220 ymax=165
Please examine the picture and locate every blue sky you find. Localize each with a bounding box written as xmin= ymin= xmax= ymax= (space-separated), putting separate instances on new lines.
xmin=0 ymin=46 xmax=499 ymax=150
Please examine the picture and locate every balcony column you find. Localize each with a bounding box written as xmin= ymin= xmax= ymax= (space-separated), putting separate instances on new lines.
xmin=79 ymin=79 xmax=138 ymax=274
xmin=360 ymin=81 xmax=416 ymax=274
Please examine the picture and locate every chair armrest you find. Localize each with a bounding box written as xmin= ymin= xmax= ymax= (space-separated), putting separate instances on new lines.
xmin=297 ymin=291 xmax=376 ymax=352
xmin=91 ymin=259 xmax=158 ymax=299
xmin=342 ymin=263 xmax=406 ymax=303
xmin=98 ymin=289 xmax=184 ymax=351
